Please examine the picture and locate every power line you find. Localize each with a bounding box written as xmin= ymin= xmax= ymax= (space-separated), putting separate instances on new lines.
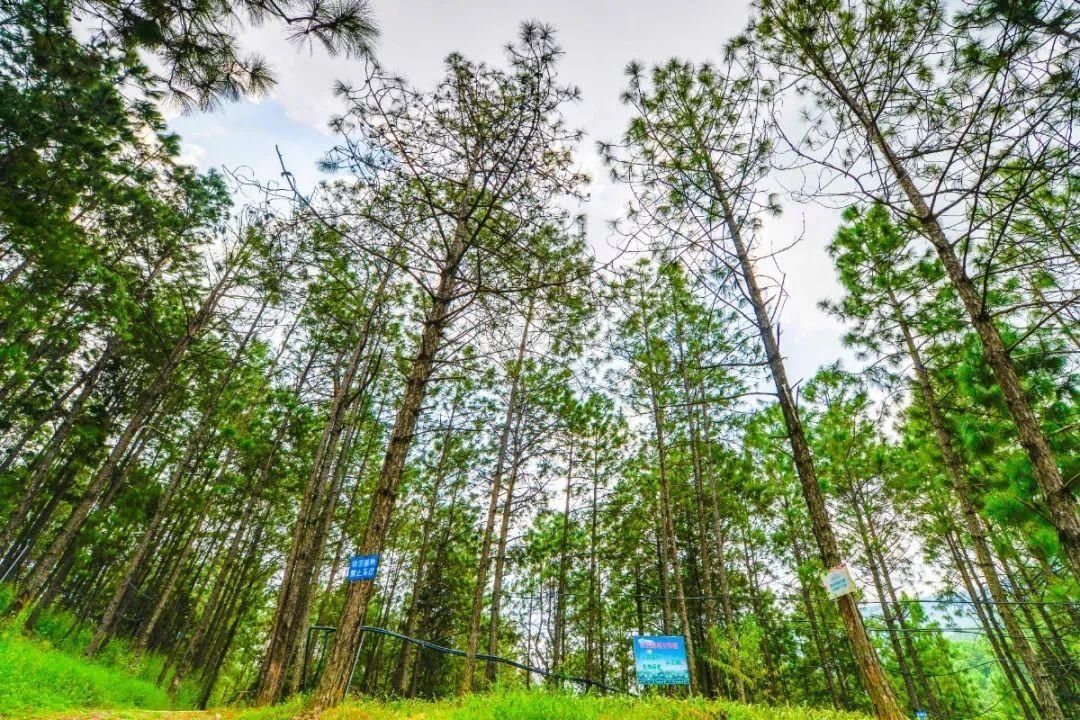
xmin=498 ymin=589 xmax=1080 ymax=608
xmin=951 ymin=689 xmax=1011 ymax=719
xmin=497 ymin=590 xmax=1077 ymax=642
xmin=857 ymin=597 xmax=1080 ymax=608
xmin=780 ymin=618 xmax=1045 ymax=640
xmin=923 ymin=660 xmax=995 ymax=678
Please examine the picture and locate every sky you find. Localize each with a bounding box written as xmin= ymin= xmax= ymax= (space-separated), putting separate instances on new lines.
xmin=172 ymin=0 xmax=853 ymax=386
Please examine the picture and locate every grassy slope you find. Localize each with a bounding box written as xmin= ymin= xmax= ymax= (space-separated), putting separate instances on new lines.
xmin=0 ymin=585 xmax=197 ymax=719
xmin=0 ymin=630 xmax=179 ymax=717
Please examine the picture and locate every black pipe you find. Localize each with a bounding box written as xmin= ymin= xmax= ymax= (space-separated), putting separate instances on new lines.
xmin=302 ymin=624 xmax=620 ymax=695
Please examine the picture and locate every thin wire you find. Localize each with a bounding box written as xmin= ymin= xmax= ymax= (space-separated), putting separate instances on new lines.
xmin=923 ymin=660 xmax=995 ymax=678
xmin=949 ymin=689 xmax=1011 ymax=719
xmin=498 ymin=589 xmax=1080 ymax=608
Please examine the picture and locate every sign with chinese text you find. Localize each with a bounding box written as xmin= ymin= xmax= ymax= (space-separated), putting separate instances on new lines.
xmin=632 ymin=635 xmax=690 ymax=686
xmin=347 ymin=554 xmax=379 ymax=582
xmin=821 ymin=564 xmax=855 ymax=599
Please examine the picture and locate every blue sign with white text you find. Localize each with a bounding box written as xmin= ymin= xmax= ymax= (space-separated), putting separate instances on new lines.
xmin=347 ymin=554 xmax=379 ymax=582
xmin=632 ymin=635 xmax=690 ymax=686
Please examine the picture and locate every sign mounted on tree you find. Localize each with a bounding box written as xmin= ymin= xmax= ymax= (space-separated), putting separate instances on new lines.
xmin=631 ymin=635 xmax=690 ymax=686
xmin=821 ymin=564 xmax=855 ymax=599
xmin=347 ymin=554 xmax=379 ymax=582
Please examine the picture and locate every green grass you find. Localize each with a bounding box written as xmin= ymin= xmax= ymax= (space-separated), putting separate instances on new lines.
xmin=0 ymin=629 xmax=179 ymax=717
xmin=319 ymin=692 xmax=872 ymax=720
xmin=0 ymin=585 xmax=197 ymax=718
xmin=28 ymin=692 xmax=872 ymax=720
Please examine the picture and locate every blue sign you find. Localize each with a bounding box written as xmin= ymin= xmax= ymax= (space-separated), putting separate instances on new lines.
xmin=347 ymin=554 xmax=379 ymax=582
xmin=914 ymin=712 xmax=928 ymax=720
xmin=632 ymin=635 xmax=690 ymax=686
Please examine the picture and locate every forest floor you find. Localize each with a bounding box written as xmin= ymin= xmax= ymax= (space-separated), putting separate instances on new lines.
xmin=1 ymin=614 xmax=868 ymax=720
xmin=25 ymin=694 xmax=873 ymax=720
xmin=10 ymin=689 xmax=873 ymax=720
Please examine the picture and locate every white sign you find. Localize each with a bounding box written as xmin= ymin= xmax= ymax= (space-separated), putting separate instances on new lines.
xmin=821 ymin=564 xmax=855 ymax=599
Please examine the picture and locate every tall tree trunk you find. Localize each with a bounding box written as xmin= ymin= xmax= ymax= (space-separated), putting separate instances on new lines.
xmin=706 ymin=164 xmax=904 ymax=719
xmin=636 ymin=283 xmax=698 ymax=693
xmin=87 ymin=297 xmax=270 ymax=656
xmin=701 ymin=396 xmax=745 ymax=703
xmin=653 ymin=493 xmax=674 ymax=635
xmin=194 ymin=521 xmax=266 ymax=705
xmin=289 ymin=397 xmax=373 ymax=699
xmin=22 ymin=538 xmax=78 ymax=632
xmin=23 ymin=412 xmax=162 ymax=627
xmin=390 ymin=406 xmax=455 ymax=694
xmin=782 ymin=494 xmax=842 ymax=710
xmin=461 ymin=298 xmax=533 ymax=693
xmin=133 ymin=509 xmax=205 ymax=653
xmin=850 ymin=493 xmax=919 ymax=711
xmin=486 ymin=448 xmax=522 ymax=683
xmin=739 ymin=525 xmax=784 ymax=702
xmin=866 ymin=507 xmax=943 ymax=719
xmin=551 ymin=439 xmax=574 ymax=683
xmin=998 ymin=549 xmax=1077 ymax=706
xmin=256 ymin=264 xmax=389 ymax=704
xmin=167 ymin=508 xmax=254 ymax=697
xmin=673 ymin=315 xmax=719 ymax=695
xmin=0 ymin=342 xmax=98 ymax=477
xmin=0 ymin=342 xmax=101 ymax=496
xmin=585 ymin=438 xmax=603 ymax=690
xmin=647 ymin=379 xmax=698 ymax=694
xmin=943 ymin=529 xmax=1038 ymax=720
xmin=0 ymin=253 xmax=170 ymax=555
xmin=0 ymin=453 xmax=79 ymax=582
xmin=317 ymin=421 xmax=382 ymax=627
xmin=633 ymin=568 xmax=645 ymax=637
xmin=1011 ymin=557 xmax=1075 ymax=673
xmin=308 ymin=225 xmax=468 ymax=712
xmin=196 ymin=596 xmax=245 ymax=709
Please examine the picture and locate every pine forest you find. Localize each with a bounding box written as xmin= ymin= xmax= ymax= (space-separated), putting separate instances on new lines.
xmin=0 ymin=1 xmax=1077 ymax=719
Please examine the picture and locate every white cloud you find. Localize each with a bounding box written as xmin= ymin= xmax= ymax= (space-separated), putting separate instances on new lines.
xmin=177 ymin=141 xmax=208 ymax=167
